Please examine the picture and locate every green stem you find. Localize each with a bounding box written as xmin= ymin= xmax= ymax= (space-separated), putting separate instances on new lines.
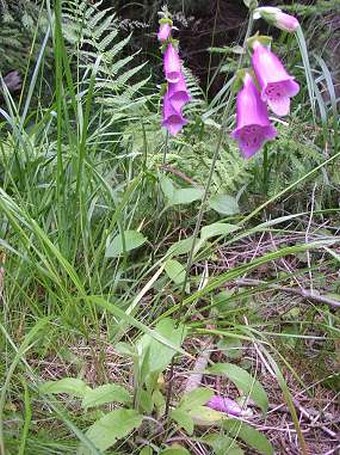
xmin=262 ymin=145 xmax=269 ymax=196
xmin=162 ymin=130 xmax=169 ymax=165
xmin=164 ymin=10 xmax=256 ymax=423
xmin=177 ymin=11 xmax=255 ymax=324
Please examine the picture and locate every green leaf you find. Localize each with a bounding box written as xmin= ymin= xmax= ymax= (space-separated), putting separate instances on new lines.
xmin=39 ymin=378 xmax=91 ymax=398
xmin=167 ymin=236 xmax=204 ymax=257
xmin=159 ymin=446 xmax=191 ymax=455
xmin=165 ymin=259 xmax=186 ymax=285
xmin=160 ymin=175 xmax=203 ymax=206
xmin=82 ymin=384 xmax=131 ymax=408
xmin=160 ymin=175 xmax=176 ymax=200
xmin=168 ymin=237 xmax=194 ymax=256
xmin=139 ymin=388 xmax=154 ymax=414
xmin=201 ymin=222 xmax=239 ymax=241
xmin=172 ymin=188 xmax=204 ymax=205
xmin=146 ymin=318 xmax=187 ymax=374
xmin=207 ymin=363 xmax=268 ymax=413
xmin=188 ymin=405 xmax=225 ymax=426
xmin=105 ymin=230 xmax=147 ymax=257
xmin=223 ymin=419 xmax=274 ymax=455
xmin=208 ymin=194 xmax=240 ymax=216
xmin=79 ymin=409 xmax=142 ymax=454
xmin=204 ymin=434 xmax=245 ymax=455
xmin=179 ymin=388 xmax=214 ymax=411
xmin=115 ymin=342 xmax=135 ymax=356
xmin=171 ymin=408 xmax=194 ymax=435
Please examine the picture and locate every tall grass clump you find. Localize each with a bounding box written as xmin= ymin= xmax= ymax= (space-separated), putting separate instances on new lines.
xmin=0 ymin=1 xmax=339 ymax=454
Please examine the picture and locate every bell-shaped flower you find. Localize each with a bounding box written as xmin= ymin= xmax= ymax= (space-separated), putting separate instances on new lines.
xmin=252 ymin=42 xmax=300 ymax=116
xmin=157 ymin=22 xmax=172 ymax=42
xmin=206 ymin=395 xmax=243 ymax=416
xmin=231 ymin=73 xmax=277 ymax=158
xmin=162 ymin=89 xmax=188 ymax=136
xmin=254 ymin=7 xmax=300 ymax=33
xmin=167 ymin=72 xmax=191 ymax=111
xmin=163 ymin=43 xmax=182 ymax=84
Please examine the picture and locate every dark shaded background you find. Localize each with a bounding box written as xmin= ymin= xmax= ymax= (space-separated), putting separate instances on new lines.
xmin=110 ymin=0 xmax=317 ymax=95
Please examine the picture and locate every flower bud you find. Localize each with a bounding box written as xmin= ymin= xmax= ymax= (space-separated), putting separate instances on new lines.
xmin=157 ymin=22 xmax=172 ymax=42
xmin=254 ymin=7 xmax=299 ymax=33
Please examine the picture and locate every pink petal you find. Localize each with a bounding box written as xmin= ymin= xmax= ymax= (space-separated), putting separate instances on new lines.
xmin=231 ymin=73 xmax=277 ymax=158
xmin=162 ymin=90 xmax=187 ymax=136
xmin=252 ymin=43 xmax=300 ymax=116
xmin=157 ymin=23 xmax=172 ymax=42
xmin=267 ymin=95 xmax=290 ymax=116
xmin=206 ymin=395 xmax=243 ymax=416
xmin=164 ymin=44 xmax=182 ymax=84
xmin=168 ymin=73 xmax=191 ymax=111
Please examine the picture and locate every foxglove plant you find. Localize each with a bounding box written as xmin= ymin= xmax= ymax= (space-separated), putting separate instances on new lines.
xmin=231 ymin=73 xmax=277 ymax=158
xmin=252 ymin=42 xmax=300 ymax=117
xmin=158 ymin=18 xmax=190 ymax=136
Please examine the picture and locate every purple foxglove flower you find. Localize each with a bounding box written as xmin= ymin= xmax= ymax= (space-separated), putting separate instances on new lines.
xmin=231 ymin=73 xmax=277 ymax=158
xmin=168 ymin=72 xmax=191 ymax=111
xmin=206 ymin=395 xmax=243 ymax=416
xmin=164 ymin=43 xmax=182 ymax=84
xmin=254 ymin=7 xmax=299 ymax=33
xmin=162 ymin=89 xmax=187 ymax=136
xmin=157 ymin=22 xmax=172 ymax=42
xmin=252 ymin=42 xmax=300 ymax=116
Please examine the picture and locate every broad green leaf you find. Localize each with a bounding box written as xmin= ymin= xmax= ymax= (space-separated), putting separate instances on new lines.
xmin=160 ymin=175 xmax=203 ymax=206
xmin=167 ymin=236 xmax=204 ymax=257
xmin=172 ymin=188 xmax=204 ymax=205
xmin=224 ymin=419 xmax=274 ymax=455
xmin=139 ymin=388 xmax=154 ymax=414
xmin=153 ymin=388 xmax=166 ymax=413
xmin=201 ymin=222 xmax=239 ymax=241
xmin=165 ymin=259 xmax=186 ymax=285
xmin=204 ymin=434 xmax=244 ymax=455
xmin=115 ymin=342 xmax=136 ymax=356
xmin=175 ymin=389 xmax=221 ymax=427
xmin=189 ymin=405 xmax=225 ymax=426
xmin=208 ymin=194 xmax=240 ymax=216
xmin=147 ymin=318 xmax=186 ymax=374
xmin=207 ymin=363 xmax=268 ymax=413
xmin=171 ymin=408 xmax=194 ymax=435
xmin=179 ymin=388 xmax=214 ymax=411
xmin=159 ymin=446 xmax=191 ymax=455
xmin=160 ymin=175 xmax=176 ymax=200
xmin=40 ymin=378 xmax=90 ymax=398
xmin=82 ymin=384 xmax=131 ymax=409
xmin=168 ymin=236 xmax=195 ymax=256
xmin=79 ymin=409 xmax=142 ymax=454
xmin=105 ymin=230 xmax=147 ymax=257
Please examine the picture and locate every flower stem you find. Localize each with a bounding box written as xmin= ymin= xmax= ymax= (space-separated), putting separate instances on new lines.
xmin=177 ymin=11 xmax=255 ymax=323
xmin=164 ymin=10 xmax=255 ymax=422
xmin=262 ymin=144 xmax=269 ymax=196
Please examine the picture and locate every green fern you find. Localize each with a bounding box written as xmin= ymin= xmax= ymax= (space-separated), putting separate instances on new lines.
xmin=0 ymin=1 xmax=47 ymax=73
